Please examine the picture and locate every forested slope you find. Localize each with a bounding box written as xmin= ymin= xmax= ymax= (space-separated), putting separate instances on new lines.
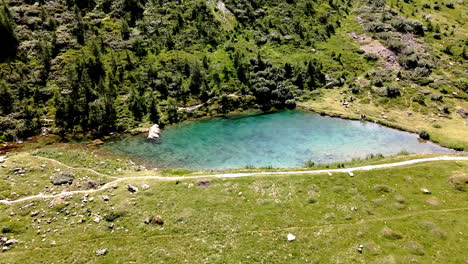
xmin=0 ymin=0 xmax=466 ymax=142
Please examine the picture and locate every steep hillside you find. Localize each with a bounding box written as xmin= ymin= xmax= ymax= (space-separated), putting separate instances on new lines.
xmin=0 ymin=0 xmax=466 ymax=147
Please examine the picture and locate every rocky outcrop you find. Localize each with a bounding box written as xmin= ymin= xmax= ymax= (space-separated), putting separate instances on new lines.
xmin=50 ymin=172 xmax=74 ymax=185
xmin=147 ymin=124 xmax=161 ymax=140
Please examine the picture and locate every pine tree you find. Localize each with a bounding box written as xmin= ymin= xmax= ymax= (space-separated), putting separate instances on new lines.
xmin=166 ymin=98 xmax=179 ymax=124
xmin=148 ymin=95 xmax=160 ymax=124
xmin=128 ymin=86 xmax=144 ymax=121
xmin=121 ymin=19 xmax=130 ymax=40
xmin=0 ymin=80 xmax=13 ymax=114
xmin=0 ymin=1 xmax=19 ymax=63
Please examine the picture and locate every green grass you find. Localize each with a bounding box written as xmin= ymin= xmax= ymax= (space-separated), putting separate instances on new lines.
xmin=0 ymin=153 xmax=115 ymax=201
xmin=0 ymin=149 xmax=467 ymax=263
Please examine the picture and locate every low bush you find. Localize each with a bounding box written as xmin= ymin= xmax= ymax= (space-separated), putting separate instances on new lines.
xmin=307 ymin=196 xmax=318 ymax=204
xmin=386 ymin=84 xmax=401 ymax=98
xmin=374 ymin=184 xmax=392 ymax=193
xmin=305 ymin=160 xmax=315 ymax=168
xmin=104 ymin=210 xmax=127 ymax=222
xmin=406 ymin=241 xmax=425 ymax=255
xmin=419 ymin=130 xmax=430 ymax=140
xmin=364 ymin=53 xmax=379 ymax=61
xmin=449 ymin=172 xmax=468 ymax=191
xmin=381 ymin=226 xmax=403 ymax=240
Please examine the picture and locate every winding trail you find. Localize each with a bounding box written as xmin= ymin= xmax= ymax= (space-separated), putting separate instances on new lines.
xmin=1 ymin=156 xmax=467 ymax=205
xmin=35 ymin=156 xmax=112 ymax=178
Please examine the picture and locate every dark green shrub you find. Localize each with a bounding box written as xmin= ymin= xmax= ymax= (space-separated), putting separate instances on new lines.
xmin=364 ymin=53 xmax=379 ymax=61
xmin=305 ymin=160 xmax=315 ymax=168
xmin=419 ymin=130 xmax=430 ymax=140
xmin=431 ymin=94 xmax=443 ymax=101
xmin=374 ymin=184 xmax=392 ymax=193
xmin=104 ymin=210 xmax=126 ymax=222
xmin=386 ymin=84 xmax=401 ymax=98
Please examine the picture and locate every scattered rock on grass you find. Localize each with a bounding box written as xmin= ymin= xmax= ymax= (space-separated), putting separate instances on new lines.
xmin=50 ymin=172 xmax=74 ymax=185
xmin=196 ymin=179 xmax=212 ymax=187
xmin=449 ymin=172 xmax=468 ymax=191
xmin=0 ymin=156 xmax=6 ymax=163
xmin=141 ymin=184 xmax=150 ymax=190
xmin=30 ymin=210 xmax=40 ymax=217
xmin=287 ymin=233 xmax=296 ymax=242
xmin=0 ymin=235 xmax=18 ymax=251
xmin=95 ymin=248 xmax=108 ymax=256
xmin=145 ymin=216 xmax=164 ymax=225
xmin=381 ymin=226 xmax=403 ymax=240
xmin=420 ymin=188 xmax=431 ymax=194
xmin=406 ymin=241 xmax=425 ymax=256
xmin=85 ymin=181 xmax=99 ymax=189
xmin=127 ymin=185 xmax=138 ymax=193
xmin=374 ymin=184 xmax=392 ymax=193
xmin=425 ymin=197 xmax=440 ymax=206
xmin=357 ymin=244 xmax=363 ymax=254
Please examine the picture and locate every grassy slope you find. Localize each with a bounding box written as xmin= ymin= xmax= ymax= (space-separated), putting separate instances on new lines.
xmin=299 ymin=1 xmax=468 ymax=150
xmin=0 ymin=150 xmax=467 ymax=263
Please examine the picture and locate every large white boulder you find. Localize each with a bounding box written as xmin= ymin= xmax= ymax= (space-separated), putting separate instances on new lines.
xmin=147 ymin=124 xmax=161 ymax=140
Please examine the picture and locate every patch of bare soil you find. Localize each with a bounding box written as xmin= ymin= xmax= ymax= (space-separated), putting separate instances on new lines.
xmin=349 ymin=32 xmax=401 ymax=70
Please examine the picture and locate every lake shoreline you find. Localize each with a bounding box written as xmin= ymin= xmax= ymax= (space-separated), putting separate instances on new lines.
xmin=1 ymin=105 xmax=464 ymax=158
xmin=104 ymin=110 xmax=459 ymax=170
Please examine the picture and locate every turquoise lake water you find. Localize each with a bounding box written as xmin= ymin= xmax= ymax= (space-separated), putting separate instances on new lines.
xmin=106 ymin=110 xmax=454 ymax=170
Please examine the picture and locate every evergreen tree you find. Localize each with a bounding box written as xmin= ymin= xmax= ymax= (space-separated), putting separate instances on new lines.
xmin=166 ymin=98 xmax=179 ymax=124
xmin=0 ymin=80 xmax=13 ymax=114
xmin=127 ymin=86 xmax=144 ymax=121
xmin=148 ymin=95 xmax=161 ymax=124
xmin=0 ymin=1 xmax=19 ymax=63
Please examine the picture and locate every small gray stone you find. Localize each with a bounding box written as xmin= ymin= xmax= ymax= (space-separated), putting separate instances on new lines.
xmin=95 ymin=248 xmax=108 ymax=256
xmin=421 ymin=188 xmax=431 ymax=194
xmin=5 ymin=239 xmax=18 ymax=246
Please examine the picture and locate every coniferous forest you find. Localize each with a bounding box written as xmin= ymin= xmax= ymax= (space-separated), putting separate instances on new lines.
xmin=0 ymin=0 xmax=466 ymax=144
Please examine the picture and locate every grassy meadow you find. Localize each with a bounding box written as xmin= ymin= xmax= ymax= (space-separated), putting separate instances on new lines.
xmin=0 ymin=149 xmax=467 ymax=263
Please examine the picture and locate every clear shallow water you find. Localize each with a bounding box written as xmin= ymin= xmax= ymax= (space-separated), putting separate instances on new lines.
xmin=105 ymin=110 xmax=454 ymax=170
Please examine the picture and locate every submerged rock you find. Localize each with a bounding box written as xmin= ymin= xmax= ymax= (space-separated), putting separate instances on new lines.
xmin=148 ymin=124 xmax=161 ymax=140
